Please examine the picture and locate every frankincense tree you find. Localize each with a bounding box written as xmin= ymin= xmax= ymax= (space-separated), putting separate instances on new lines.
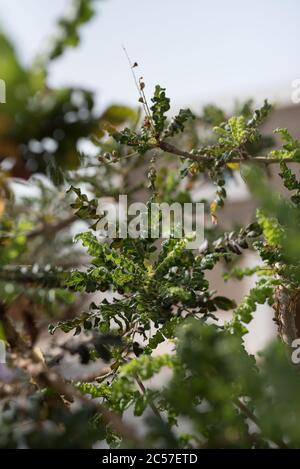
xmin=1 ymin=0 xmax=300 ymax=449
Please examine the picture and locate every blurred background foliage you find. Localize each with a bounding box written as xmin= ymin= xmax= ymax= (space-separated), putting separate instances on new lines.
xmin=0 ymin=0 xmax=138 ymax=179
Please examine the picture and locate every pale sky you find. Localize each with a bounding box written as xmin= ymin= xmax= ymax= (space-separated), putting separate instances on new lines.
xmin=0 ymin=0 xmax=299 ymax=112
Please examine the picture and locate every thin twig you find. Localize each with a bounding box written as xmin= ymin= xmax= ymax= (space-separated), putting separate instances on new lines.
xmin=234 ymin=398 xmax=288 ymax=449
xmin=122 ymin=46 xmax=150 ymax=118
xmin=135 ymin=374 xmax=164 ymax=421
xmin=122 ymin=46 xmax=155 ymax=133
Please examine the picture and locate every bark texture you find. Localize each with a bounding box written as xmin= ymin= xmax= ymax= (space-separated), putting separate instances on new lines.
xmin=274 ymin=287 xmax=300 ymax=346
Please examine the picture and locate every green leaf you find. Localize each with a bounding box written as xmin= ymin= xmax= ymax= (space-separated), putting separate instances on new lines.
xmin=213 ymin=296 xmax=236 ymax=311
xmin=150 ymin=85 xmax=170 ymax=134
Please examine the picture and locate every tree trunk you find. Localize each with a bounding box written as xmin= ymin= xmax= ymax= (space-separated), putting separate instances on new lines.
xmin=274 ymin=287 xmax=300 ymax=346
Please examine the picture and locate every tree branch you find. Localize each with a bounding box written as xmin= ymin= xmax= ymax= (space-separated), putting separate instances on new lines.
xmin=27 ymin=214 xmax=77 ymax=240
xmin=158 ymin=141 xmax=295 ymax=165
